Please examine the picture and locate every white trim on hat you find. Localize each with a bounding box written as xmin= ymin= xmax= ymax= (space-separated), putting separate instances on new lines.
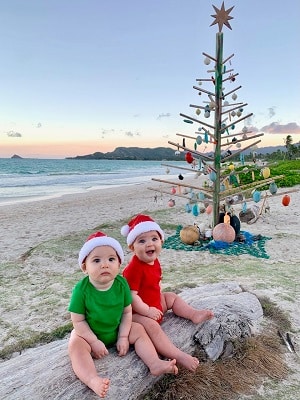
xmin=78 ymin=236 xmax=124 ymax=268
xmin=126 ymin=221 xmax=164 ymax=246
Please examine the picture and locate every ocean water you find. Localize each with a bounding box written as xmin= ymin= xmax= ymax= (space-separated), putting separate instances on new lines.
xmin=0 ymin=158 xmax=186 ymax=206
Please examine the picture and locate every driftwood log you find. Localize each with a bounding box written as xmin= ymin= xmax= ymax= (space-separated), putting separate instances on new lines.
xmin=0 ymin=282 xmax=263 ymax=400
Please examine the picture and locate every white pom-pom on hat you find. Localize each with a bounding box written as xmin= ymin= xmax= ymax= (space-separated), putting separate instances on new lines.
xmin=121 ymin=214 xmax=164 ymax=246
xmin=121 ymin=224 xmax=130 ymax=237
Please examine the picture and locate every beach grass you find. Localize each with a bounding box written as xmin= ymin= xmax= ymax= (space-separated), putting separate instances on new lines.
xmin=1 ymin=195 xmax=299 ymax=398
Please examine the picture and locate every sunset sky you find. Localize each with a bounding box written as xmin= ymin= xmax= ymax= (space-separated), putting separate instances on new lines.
xmin=1 ymin=0 xmax=299 ymax=158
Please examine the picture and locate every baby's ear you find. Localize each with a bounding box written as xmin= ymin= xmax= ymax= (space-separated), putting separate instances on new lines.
xmin=128 ymin=244 xmax=134 ymax=252
xmin=81 ymin=262 xmax=87 ymax=273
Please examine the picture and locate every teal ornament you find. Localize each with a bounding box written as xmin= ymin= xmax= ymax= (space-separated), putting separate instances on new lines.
xmin=204 ymin=110 xmax=210 ymax=118
xmin=209 ymin=170 xmax=217 ymax=182
xmin=269 ymin=182 xmax=278 ymax=195
xmin=242 ymin=201 xmax=247 ymax=212
xmin=198 ymin=158 xmax=202 ymax=170
xmin=220 ymin=183 xmax=226 ymax=192
xmin=253 ymin=190 xmax=261 ymax=203
xmin=198 ymin=191 xmax=205 ymax=200
xmin=194 ymin=142 xmax=197 ymax=150
xmin=231 ymin=124 xmax=235 ymax=130
xmin=183 ymin=119 xmax=193 ymax=124
xmin=192 ymin=204 xmax=199 ymax=216
xmin=204 ymin=131 xmax=208 ymax=143
xmin=229 ymin=175 xmax=239 ymax=187
xmin=196 ymin=135 xmax=202 ymax=145
xmin=185 ymin=203 xmax=192 ymax=213
xmin=240 ymin=153 xmax=245 ymax=165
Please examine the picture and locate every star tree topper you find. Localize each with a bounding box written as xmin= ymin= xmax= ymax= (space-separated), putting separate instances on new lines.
xmin=210 ymin=1 xmax=234 ymax=32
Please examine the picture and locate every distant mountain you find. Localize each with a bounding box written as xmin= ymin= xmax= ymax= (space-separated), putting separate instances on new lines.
xmin=243 ymin=144 xmax=287 ymax=155
xmin=67 ymin=147 xmax=185 ymax=161
xmin=67 ymin=144 xmax=293 ymax=161
xmin=11 ymin=154 xmax=23 ymax=159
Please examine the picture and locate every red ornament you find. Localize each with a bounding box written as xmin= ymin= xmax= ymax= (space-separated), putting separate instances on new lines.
xmin=282 ymin=194 xmax=290 ymax=207
xmin=168 ymin=199 xmax=175 ymax=207
xmin=185 ymin=152 xmax=194 ymax=164
xmin=206 ymin=205 xmax=213 ymax=214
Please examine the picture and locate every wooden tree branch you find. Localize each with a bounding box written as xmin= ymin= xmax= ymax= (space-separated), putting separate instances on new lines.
xmin=0 ymin=283 xmax=263 ymax=400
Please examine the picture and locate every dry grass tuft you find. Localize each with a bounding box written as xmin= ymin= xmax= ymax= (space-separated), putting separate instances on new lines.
xmin=259 ymin=296 xmax=292 ymax=332
xmin=141 ymin=332 xmax=288 ymax=400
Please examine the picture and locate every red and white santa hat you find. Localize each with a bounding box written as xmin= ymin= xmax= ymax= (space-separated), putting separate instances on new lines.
xmin=121 ymin=214 xmax=164 ymax=246
xmin=78 ymin=231 xmax=124 ymax=268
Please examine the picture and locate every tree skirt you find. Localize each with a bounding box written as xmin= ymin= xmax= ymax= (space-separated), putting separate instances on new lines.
xmin=163 ymin=225 xmax=271 ymax=259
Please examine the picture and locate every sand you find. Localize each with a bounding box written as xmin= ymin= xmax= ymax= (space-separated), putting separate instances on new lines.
xmin=0 ymin=179 xmax=299 ymax=398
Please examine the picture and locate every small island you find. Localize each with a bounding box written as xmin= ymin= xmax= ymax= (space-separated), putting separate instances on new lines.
xmin=11 ymin=154 xmax=23 ymax=159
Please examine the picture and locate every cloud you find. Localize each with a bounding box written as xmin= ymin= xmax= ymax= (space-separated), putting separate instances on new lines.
xmin=100 ymin=128 xmax=141 ymax=139
xmin=157 ymin=113 xmax=171 ymax=120
xmin=36 ymin=122 xmax=42 ymax=128
xmin=100 ymin=128 xmax=115 ymax=138
xmin=261 ymin=122 xmax=300 ymax=134
xmin=6 ymin=130 xmax=22 ymax=137
xmin=268 ymin=107 xmax=276 ymax=118
xmin=245 ymin=125 xmax=258 ymax=133
xmin=125 ymin=131 xmax=140 ymax=137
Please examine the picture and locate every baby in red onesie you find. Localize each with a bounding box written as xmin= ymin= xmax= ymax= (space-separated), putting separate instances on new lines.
xmin=122 ymin=214 xmax=214 ymax=372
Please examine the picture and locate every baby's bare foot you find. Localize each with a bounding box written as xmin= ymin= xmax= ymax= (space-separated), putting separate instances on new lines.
xmin=191 ymin=309 xmax=214 ymax=324
xmin=88 ymin=376 xmax=110 ymax=398
xmin=150 ymin=358 xmax=178 ymax=376
xmin=177 ymin=353 xmax=199 ymax=372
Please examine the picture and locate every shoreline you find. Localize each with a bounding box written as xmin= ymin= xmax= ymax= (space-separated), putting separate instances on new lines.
xmin=0 ymin=181 xmax=165 ymax=262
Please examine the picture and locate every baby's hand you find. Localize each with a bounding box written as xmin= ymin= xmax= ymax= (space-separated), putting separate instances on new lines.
xmin=91 ymin=339 xmax=109 ymax=359
xmin=147 ymin=306 xmax=163 ymax=321
xmin=117 ymin=336 xmax=129 ymax=356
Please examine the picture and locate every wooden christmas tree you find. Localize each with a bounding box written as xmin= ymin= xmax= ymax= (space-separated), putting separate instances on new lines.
xmin=151 ymin=2 xmax=285 ymax=230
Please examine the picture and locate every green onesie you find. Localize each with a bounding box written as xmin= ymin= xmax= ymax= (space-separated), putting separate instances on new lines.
xmin=69 ymin=275 xmax=132 ymax=346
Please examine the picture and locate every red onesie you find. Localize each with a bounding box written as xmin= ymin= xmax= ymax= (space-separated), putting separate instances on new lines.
xmin=123 ymin=254 xmax=163 ymax=323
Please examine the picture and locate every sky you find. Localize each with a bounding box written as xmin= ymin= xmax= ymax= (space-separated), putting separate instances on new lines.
xmin=1 ymin=0 xmax=299 ymax=158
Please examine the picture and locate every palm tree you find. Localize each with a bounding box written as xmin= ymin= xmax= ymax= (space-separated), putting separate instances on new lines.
xmin=283 ymin=135 xmax=293 ymax=159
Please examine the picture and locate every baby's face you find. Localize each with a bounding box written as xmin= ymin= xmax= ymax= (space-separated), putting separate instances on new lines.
xmin=132 ymin=230 xmax=162 ymax=264
xmin=83 ymin=245 xmax=120 ymax=289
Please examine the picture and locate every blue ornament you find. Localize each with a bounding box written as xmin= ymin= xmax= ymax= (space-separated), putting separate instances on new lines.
xmin=196 ymin=135 xmax=202 ymax=145
xmin=269 ymin=182 xmax=278 ymax=195
xmin=204 ymin=131 xmax=208 ymax=143
xmin=253 ymin=190 xmax=261 ymax=203
xmin=185 ymin=203 xmax=192 ymax=213
xmin=209 ymin=171 xmax=217 ymax=182
xmin=198 ymin=192 xmax=205 ymax=200
xmin=242 ymin=201 xmax=247 ymax=212
xmin=192 ymin=204 xmax=199 ymax=216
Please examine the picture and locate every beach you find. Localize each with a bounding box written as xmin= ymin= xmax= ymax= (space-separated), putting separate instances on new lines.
xmin=1 ymin=179 xmax=300 ymax=398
